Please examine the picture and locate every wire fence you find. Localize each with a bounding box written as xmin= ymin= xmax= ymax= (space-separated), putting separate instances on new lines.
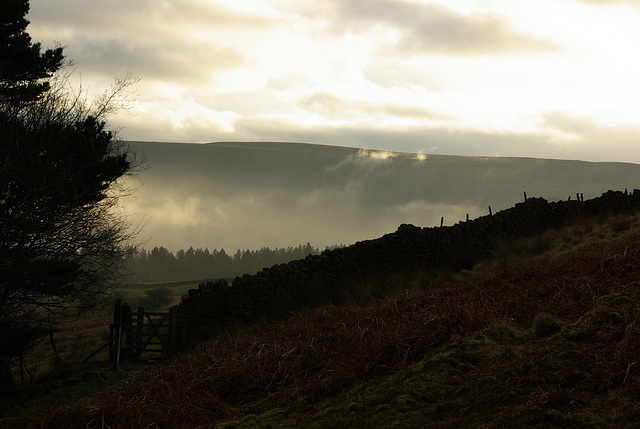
xmin=429 ymin=191 xmax=592 ymax=228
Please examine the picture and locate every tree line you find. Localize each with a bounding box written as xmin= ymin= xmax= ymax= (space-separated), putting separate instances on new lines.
xmin=124 ymin=244 xmax=344 ymax=283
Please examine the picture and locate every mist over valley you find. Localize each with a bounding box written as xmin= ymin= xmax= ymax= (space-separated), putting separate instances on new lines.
xmin=124 ymin=141 xmax=640 ymax=253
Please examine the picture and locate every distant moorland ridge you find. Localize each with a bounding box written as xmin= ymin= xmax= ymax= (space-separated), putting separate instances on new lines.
xmin=125 ymin=141 xmax=640 ymax=252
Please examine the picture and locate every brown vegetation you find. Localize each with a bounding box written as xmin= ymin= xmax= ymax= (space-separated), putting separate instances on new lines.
xmin=30 ymin=221 xmax=640 ymax=428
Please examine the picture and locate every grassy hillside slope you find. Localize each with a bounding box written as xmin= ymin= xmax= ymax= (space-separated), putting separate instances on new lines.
xmin=28 ymin=209 xmax=640 ymax=428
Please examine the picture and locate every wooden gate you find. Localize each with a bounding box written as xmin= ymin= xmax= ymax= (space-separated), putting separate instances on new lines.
xmin=110 ymin=299 xmax=179 ymax=370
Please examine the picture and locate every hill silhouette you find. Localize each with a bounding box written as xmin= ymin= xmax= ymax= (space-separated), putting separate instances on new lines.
xmin=32 ymin=189 xmax=640 ymax=428
xmin=124 ymin=141 xmax=640 ymax=252
xmin=173 ymin=190 xmax=640 ymax=345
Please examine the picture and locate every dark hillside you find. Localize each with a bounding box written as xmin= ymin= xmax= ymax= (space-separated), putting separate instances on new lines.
xmin=33 ymin=210 xmax=640 ymax=428
xmin=175 ymin=190 xmax=640 ymax=345
xmin=125 ymin=141 xmax=640 ymax=252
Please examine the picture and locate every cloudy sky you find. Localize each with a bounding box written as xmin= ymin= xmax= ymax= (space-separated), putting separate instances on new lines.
xmin=29 ymin=0 xmax=640 ymax=163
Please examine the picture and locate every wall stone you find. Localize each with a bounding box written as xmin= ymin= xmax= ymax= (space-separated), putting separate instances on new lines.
xmin=174 ymin=190 xmax=640 ymax=347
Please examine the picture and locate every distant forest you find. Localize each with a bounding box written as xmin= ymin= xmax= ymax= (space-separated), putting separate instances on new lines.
xmin=124 ymin=244 xmax=338 ymax=283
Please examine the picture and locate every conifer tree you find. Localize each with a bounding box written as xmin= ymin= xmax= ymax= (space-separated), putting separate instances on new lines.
xmin=0 ymin=0 xmax=139 ymax=389
xmin=0 ymin=0 xmax=64 ymax=105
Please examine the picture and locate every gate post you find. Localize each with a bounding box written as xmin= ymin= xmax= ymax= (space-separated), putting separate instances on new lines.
xmin=111 ymin=299 xmax=123 ymax=371
xmin=136 ymin=306 xmax=145 ymax=358
xmin=122 ymin=303 xmax=133 ymax=359
xmin=169 ymin=306 xmax=178 ymax=353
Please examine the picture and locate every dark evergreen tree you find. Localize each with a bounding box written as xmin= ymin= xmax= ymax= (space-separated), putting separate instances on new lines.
xmin=125 ymin=244 xmax=324 ymax=283
xmin=0 ymin=1 xmax=139 ymax=389
xmin=0 ymin=0 xmax=64 ymax=105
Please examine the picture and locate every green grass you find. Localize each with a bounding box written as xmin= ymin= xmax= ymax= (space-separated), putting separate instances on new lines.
xmin=1 ymin=362 xmax=126 ymax=428
xmin=217 ymin=290 xmax=640 ymax=428
xmin=116 ymin=278 xmax=230 ymax=308
xmin=469 ymin=212 xmax=640 ymax=278
xmin=120 ymin=280 xmax=202 ymax=297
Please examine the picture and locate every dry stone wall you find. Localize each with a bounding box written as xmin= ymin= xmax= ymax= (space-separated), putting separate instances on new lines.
xmin=175 ymin=190 xmax=640 ymax=346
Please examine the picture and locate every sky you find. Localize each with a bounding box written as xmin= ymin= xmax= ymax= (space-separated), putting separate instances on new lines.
xmin=28 ymin=0 xmax=640 ymax=163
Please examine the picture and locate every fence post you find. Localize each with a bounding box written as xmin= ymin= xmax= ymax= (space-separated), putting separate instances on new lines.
xmin=434 ymin=217 xmax=444 ymax=265
xmin=170 ymin=306 xmax=178 ymax=353
xmin=49 ymin=330 xmax=60 ymax=365
xmin=488 ymin=206 xmax=492 ymax=216
xmin=136 ymin=306 xmax=144 ymax=358
xmin=464 ymin=214 xmax=470 ymax=265
xmin=123 ymin=303 xmax=133 ymax=359
xmin=112 ymin=299 xmax=123 ymax=371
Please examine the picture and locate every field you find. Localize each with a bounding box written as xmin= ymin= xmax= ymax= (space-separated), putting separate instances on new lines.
xmin=4 ymin=211 xmax=640 ymax=427
xmin=0 ymin=279 xmax=216 ymax=427
xmin=124 ymin=280 xmax=203 ymax=297
xmin=13 ymin=280 xmax=202 ymax=369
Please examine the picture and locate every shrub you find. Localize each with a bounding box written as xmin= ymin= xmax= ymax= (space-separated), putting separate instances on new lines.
xmin=532 ymin=313 xmax=563 ymax=338
xmin=610 ymin=215 xmax=632 ymax=233
xmin=143 ymin=288 xmax=173 ymax=310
